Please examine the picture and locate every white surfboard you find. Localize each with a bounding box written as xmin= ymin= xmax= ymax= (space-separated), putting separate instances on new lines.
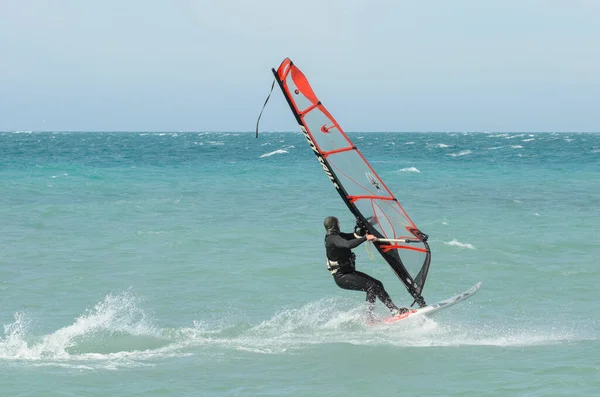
xmin=378 ymin=282 xmax=482 ymax=324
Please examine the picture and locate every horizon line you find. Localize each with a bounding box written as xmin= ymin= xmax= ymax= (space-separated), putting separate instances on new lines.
xmin=2 ymin=130 xmax=599 ymax=134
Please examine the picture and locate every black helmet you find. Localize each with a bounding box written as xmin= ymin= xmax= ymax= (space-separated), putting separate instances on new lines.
xmin=323 ymin=216 xmax=340 ymax=232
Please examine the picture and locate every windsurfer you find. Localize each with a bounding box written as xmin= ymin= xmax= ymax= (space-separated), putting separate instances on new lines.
xmin=324 ymin=216 xmax=409 ymax=319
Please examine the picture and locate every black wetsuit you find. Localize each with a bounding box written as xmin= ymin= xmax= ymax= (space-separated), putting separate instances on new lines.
xmin=325 ymin=231 xmax=399 ymax=313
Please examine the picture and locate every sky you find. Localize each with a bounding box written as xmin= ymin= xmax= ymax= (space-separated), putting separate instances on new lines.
xmin=1 ymin=0 xmax=599 ymax=132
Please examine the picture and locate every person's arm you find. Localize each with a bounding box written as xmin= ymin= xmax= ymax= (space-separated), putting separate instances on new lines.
xmin=339 ymin=231 xmax=358 ymax=240
xmin=340 ymin=231 xmax=371 ymax=239
xmin=330 ymin=234 xmax=367 ymax=250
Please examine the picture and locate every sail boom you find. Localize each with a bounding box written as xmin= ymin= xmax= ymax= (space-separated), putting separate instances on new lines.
xmin=375 ymin=238 xmax=423 ymax=243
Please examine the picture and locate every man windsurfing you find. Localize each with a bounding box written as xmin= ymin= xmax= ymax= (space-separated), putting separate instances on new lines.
xmin=323 ymin=216 xmax=409 ymax=319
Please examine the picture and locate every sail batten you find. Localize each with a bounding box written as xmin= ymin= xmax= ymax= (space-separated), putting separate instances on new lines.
xmin=348 ymin=195 xmax=394 ymax=202
xmin=272 ymin=58 xmax=431 ymax=305
xmin=322 ymin=147 xmax=354 ymax=156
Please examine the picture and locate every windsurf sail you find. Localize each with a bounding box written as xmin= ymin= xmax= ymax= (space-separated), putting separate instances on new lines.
xmin=268 ymin=58 xmax=431 ymax=306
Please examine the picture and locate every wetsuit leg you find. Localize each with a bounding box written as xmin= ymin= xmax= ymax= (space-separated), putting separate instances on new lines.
xmin=333 ymin=271 xmax=398 ymax=312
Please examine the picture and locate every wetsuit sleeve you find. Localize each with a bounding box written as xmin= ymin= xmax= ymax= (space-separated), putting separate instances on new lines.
xmin=329 ymin=234 xmax=367 ymax=250
xmin=339 ymin=232 xmax=357 ymax=240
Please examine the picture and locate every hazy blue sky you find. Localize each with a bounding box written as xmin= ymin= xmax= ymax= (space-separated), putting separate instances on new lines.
xmin=1 ymin=0 xmax=599 ymax=132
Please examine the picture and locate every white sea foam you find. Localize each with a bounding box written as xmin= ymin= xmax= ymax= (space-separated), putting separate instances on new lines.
xmin=505 ymin=134 xmax=525 ymax=139
xmin=397 ymin=167 xmax=420 ymax=173
xmin=0 ymin=292 xmax=187 ymax=369
xmin=511 ymin=145 xmax=523 ymax=149
xmin=2 ymin=293 xmax=589 ymax=369
xmin=260 ymin=149 xmax=288 ymax=158
xmin=185 ymin=297 xmax=588 ymax=352
xmin=447 ymin=150 xmax=472 ymax=157
xmin=444 ymin=239 xmax=475 ymax=249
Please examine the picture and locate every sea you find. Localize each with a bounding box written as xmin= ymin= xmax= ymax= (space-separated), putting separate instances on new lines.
xmin=1 ymin=131 xmax=598 ymax=396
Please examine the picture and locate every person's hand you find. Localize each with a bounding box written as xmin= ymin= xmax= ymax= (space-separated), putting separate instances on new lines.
xmin=354 ymin=218 xmax=368 ymax=236
xmin=365 ymin=234 xmax=377 ymax=241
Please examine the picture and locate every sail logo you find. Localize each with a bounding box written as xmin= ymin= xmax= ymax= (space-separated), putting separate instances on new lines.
xmin=300 ymin=125 xmax=340 ymax=190
xmin=366 ymin=172 xmax=382 ymax=191
xmin=320 ymin=124 xmax=334 ymax=134
xmin=300 ymin=125 xmax=319 ymax=154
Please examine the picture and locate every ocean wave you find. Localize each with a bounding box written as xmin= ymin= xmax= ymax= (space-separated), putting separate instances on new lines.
xmin=511 ymin=145 xmax=524 ymax=149
xmin=444 ymin=239 xmax=475 ymax=249
xmin=187 ymin=297 xmax=587 ymax=351
xmin=397 ymin=167 xmax=420 ymax=173
xmin=2 ymin=292 xmax=589 ymax=369
xmin=447 ymin=150 xmax=472 ymax=157
xmin=0 ymin=291 xmax=185 ymax=369
xmin=260 ymin=149 xmax=288 ymax=158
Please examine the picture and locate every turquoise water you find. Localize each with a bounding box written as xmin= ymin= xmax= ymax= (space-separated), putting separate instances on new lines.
xmin=1 ymin=131 xmax=598 ymax=396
